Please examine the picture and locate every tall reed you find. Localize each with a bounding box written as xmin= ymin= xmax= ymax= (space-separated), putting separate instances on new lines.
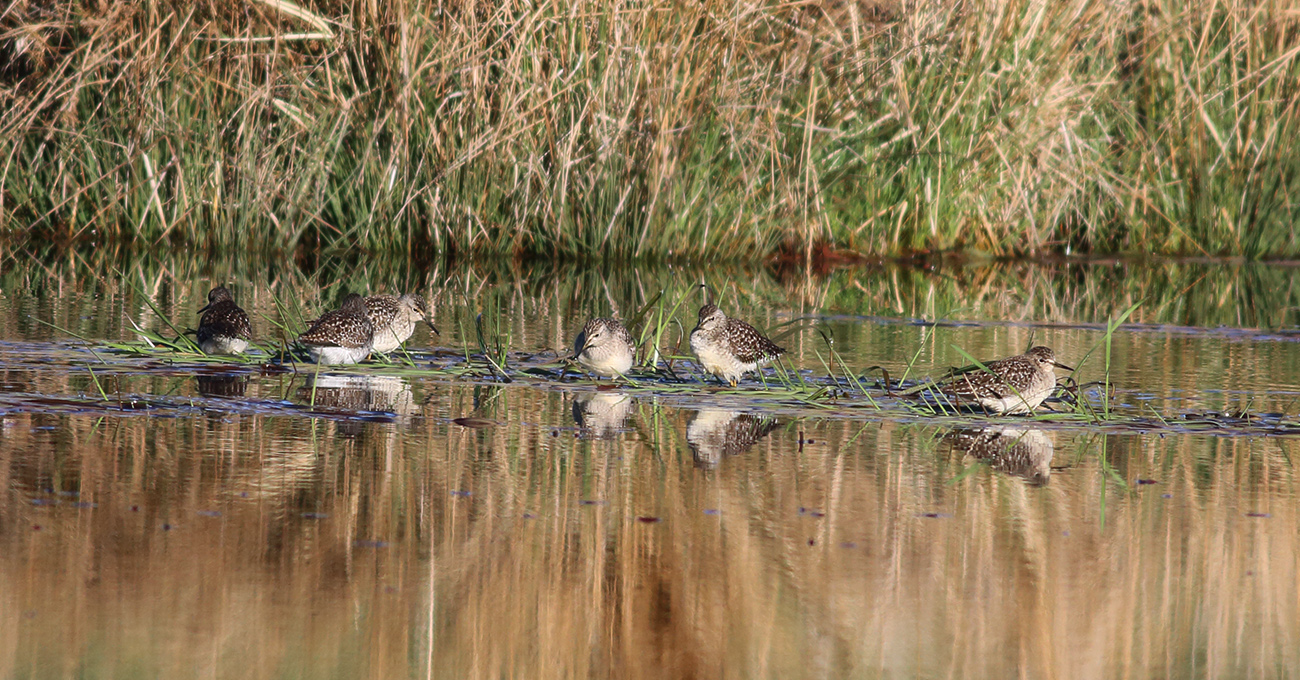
xmin=2 ymin=0 xmax=1298 ymax=259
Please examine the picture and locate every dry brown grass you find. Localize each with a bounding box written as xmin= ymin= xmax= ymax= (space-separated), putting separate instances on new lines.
xmin=2 ymin=0 xmax=1299 ymax=259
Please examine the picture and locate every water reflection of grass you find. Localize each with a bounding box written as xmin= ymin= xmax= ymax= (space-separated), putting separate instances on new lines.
xmin=2 ymin=392 xmax=1297 ymax=678
xmin=8 ymin=249 xmax=1300 ymax=340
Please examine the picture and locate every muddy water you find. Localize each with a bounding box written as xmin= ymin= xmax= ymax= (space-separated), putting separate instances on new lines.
xmin=1 ymin=255 xmax=1299 ymax=678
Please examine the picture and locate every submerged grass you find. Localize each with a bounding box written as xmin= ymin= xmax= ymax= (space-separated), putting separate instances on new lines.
xmin=2 ymin=0 xmax=1299 ymax=260
xmin=67 ymin=330 xmax=1293 ymax=436
xmin=57 ymin=302 xmax=1300 ymax=436
xmin=39 ymin=269 xmax=1148 ymax=428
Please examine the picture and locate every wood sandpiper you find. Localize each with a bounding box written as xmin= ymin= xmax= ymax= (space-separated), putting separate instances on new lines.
xmin=298 ymin=293 xmax=375 ymax=365
xmin=196 ymin=286 xmax=252 ymax=355
xmin=690 ymin=300 xmax=786 ymax=387
xmin=572 ymin=317 xmax=636 ymax=378
xmin=938 ymin=346 xmax=1073 ymax=414
xmin=365 ymin=293 xmax=437 ymax=354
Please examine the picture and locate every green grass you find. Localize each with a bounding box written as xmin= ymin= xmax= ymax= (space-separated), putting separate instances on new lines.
xmin=1 ymin=0 xmax=1298 ymax=260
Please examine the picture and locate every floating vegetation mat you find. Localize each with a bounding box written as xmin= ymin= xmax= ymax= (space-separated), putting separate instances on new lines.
xmin=1 ymin=336 xmax=1298 ymax=438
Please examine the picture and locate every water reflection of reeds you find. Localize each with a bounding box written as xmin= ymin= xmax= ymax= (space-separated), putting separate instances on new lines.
xmin=6 ymin=254 xmax=1300 ymax=417
xmin=6 ymin=251 xmax=1300 ymax=340
xmin=1 ymin=254 xmax=1299 ymax=676
xmin=0 ymin=388 xmax=1296 ymax=678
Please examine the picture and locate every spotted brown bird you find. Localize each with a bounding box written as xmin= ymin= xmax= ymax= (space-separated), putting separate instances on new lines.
xmin=298 ymin=293 xmax=374 ymax=365
xmin=365 ymin=293 xmax=436 ymax=354
xmin=572 ymin=317 xmax=636 ymax=378
xmin=196 ymin=286 xmax=252 ymax=355
xmin=938 ymin=346 xmax=1072 ymax=414
xmin=690 ymin=302 xmax=786 ymax=387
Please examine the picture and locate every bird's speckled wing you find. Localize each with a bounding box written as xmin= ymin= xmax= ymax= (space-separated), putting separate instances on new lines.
xmin=299 ymin=309 xmax=372 ymax=348
xmin=724 ymin=319 xmax=785 ymax=363
xmin=941 ymin=357 xmax=1029 ymax=399
xmin=198 ymin=301 xmax=252 ymax=341
xmin=364 ymin=296 xmax=400 ymax=327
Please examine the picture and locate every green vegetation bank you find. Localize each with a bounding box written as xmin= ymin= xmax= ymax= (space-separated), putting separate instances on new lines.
xmin=2 ymin=0 xmax=1298 ymax=260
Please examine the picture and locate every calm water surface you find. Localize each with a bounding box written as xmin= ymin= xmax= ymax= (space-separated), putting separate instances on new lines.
xmin=0 ymin=254 xmax=1298 ymax=678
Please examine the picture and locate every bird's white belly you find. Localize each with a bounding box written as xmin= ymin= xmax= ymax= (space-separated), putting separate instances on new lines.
xmin=308 ymin=344 xmax=371 ymax=365
xmin=579 ymin=349 xmax=633 ymax=377
xmin=371 ymin=319 xmax=416 ymax=353
xmin=370 ymin=330 xmax=401 ymax=354
xmin=691 ymin=334 xmax=755 ymax=383
xmin=977 ymin=385 xmax=1052 ymax=414
xmin=200 ymin=337 xmax=248 ymax=355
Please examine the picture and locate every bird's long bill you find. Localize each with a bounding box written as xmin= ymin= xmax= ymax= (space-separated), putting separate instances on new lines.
xmin=197 ymin=302 xmax=211 ymax=314
xmin=426 ymin=320 xmax=441 ymax=336
xmin=1053 ymin=360 xmax=1076 ymax=371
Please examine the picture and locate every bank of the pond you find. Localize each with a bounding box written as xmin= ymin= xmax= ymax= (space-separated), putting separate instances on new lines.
xmin=2 ymin=0 xmax=1299 ymax=260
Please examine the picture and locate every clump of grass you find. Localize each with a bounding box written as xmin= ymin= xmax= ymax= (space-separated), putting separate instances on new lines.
xmin=472 ymin=313 xmax=511 ymax=381
xmin=2 ymin=0 xmax=1298 ymax=260
xmin=1060 ymin=301 xmax=1142 ymax=420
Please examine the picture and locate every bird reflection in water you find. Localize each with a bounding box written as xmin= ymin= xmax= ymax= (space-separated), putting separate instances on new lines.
xmin=572 ymin=390 xmax=635 ymax=439
xmin=195 ymin=374 xmax=248 ymax=398
xmin=686 ymin=408 xmax=779 ymax=469
xmin=941 ymin=427 xmax=1054 ymax=485
xmin=299 ymin=374 xmax=416 ymax=415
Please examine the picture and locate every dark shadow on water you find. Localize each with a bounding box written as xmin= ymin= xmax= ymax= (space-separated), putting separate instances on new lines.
xmin=196 ymin=374 xmax=248 ymax=398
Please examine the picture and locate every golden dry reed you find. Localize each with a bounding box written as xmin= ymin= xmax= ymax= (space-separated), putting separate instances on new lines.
xmin=1 ymin=0 xmax=1298 ymax=260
